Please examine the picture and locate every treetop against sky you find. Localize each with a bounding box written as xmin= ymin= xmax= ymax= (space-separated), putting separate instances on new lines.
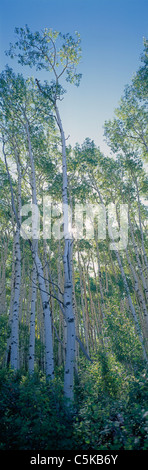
xmin=0 ymin=0 xmax=147 ymax=153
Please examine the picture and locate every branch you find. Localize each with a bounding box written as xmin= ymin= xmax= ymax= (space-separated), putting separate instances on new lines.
xmin=35 ymin=78 xmax=55 ymax=104
xmin=2 ymin=139 xmax=20 ymax=228
xmin=28 ymin=269 xmax=65 ymax=308
xmin=2 ymin=138 xmax=33 ymax=250
xmin=52 ymin=326 xmax=93 ymax=363
xmin=57 ymin=57 xmax=69 ymax=80
xmin=75 ymin=336 xmax=93 ymax=363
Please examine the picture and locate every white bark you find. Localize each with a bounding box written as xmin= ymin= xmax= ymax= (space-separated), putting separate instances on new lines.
xmin=0 ymin=241 xmax=7 ymax=315
xmin=5 ymin=237 xmax=15 ymax=366
xmin=128 ymin=214 xmax=148 ymax=302
xmin=10 ymin=227 xmax=21 ymax=369
xmin=57 ymin=240 xmax=64 ymax=366
xmin=135 ymin=177 xmax=148 ymax=274
xmin=115 ymin=205 xmax=148 ymax=326
xmin=95 ymin=234 xmax=105 ymax=320
xmin=10 ymin=158 xmax=22 ymax=370
xmin=25 ymin=121 xmax=54 ymax=378
xmin=34 ymin=252 xmax=54 ymax=380
xmin=126 ymin=250 xmax=148 ymax=321
xmin=95 ymin=184 xmax=147 ymax=362
xmin=63 ymin=238 xmax=75 ymax=402
xmin=113 ymin=247 xmax=147 ymax=362
xmin=28 ymin=255 xmax=37 ymax=373
xmin=78 ymin=249 xmax=89 ymax=355
xmin=55 ymin=104 xmax=75 ymax=403
xmin=25 ymin=121 xmax=38 ymax=374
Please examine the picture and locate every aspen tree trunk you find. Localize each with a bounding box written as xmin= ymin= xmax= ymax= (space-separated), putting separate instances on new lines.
xmin=0 ymin=241 xmax=7 ymax=315
xmin=82 ymin=267 xmax=92 ymax=348
xmin=10 ymin=159 xmax=22 ymax=370
xmin=37 ymin=293 xmax=45 ymax=373
xmin=96 ymin=184 xmax=147 ymax=362
xmin=128 ymin=213 xmax=148 ymax=302
xmin=95 ymin=237 xmax=105 ymax=320
xmin=57 ymin=240 xmax=63 ymax=366
xmin=115 ymin=249 xmax=147 ymax=361
xmin=82 ymin=258 xmax=94 ymax=349
xmin=34 ymin=252 xmax=54 ymax=379
xmin=55 ymin=104 xmax=75 ymax=403
xmin=19 ymin=254 xmax=25 ymax=323
xmin=25 ymin=121 xmax=54 ymax=379
xmin=6 ymin=237 xmax=15 ymax=366
xmin=26 ymin=121 xmax=38 ymax=374
xmin=10 ymin=228 xmax=21 ymax=369
xmin=108 ymin=204 xmax=148 ymax=362
xmin=86 ymin=265 xmax=98 ymax=351
xmin=91 ymin=256 xmax=104 ymax=338
xmin=69 ymin=183 xmax=79 ymax=366
xmin=28 ymin=254 xmax=37 ymax=373
xmin=72 ymin=260 xmax=79 ymax=364
xmin=126 ymin=250 xmax=148 ymax=320
xmin=63 ymin=237 xmax=75 ymax=402
xmin=128 ymin=244 xmax=148 ymax=340
xmin=135 ymin=177 xmax=148 ymax=274
xmin=115 ymin=205 xmax=148 ymax=327
xmin=43 ymin=240 xmax=50 ymax=293
xmin=78 ymin=249 xmax=89 ymax=355
xmin=92 ymin=191 xmax=105 ymax=320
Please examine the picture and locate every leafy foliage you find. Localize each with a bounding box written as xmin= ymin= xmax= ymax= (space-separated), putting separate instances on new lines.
xmin=0 ymin=369 xmax=74 ymax=450
xmin=0 ymin=364 xmax=147 ymax=450
xmin=74 ymin=356 xmax=148 ymax=450
xmin=0 ymin=29 xmax=148 ymax=450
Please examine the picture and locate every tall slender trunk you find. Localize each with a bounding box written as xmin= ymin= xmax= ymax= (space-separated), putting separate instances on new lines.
xmin=55 ymin=103 xmax=75 ymax=403
xmin=6 ymin=236 xmax=15 ymax=367
xmin=26 ymin=121 xmax=38 ymax=374
xmin=95 ymin=234 xmax=105 ymax=320
xmin=86 ymin=264 xmax=98 ymax=351
xmin=115 ymin=205 xmax=148 ymax=328
xmin=82 ymin=265 xmax=91 ymax=349
xmin=135 ymin=177 xmax=148 ymax=274
xmin=95 ymin=183 xmax=147 ymax=362
xmin=91 ymin=256 xmax=104 ymax=339
xmin=57 ymin=240 xmax=64 ymax=366
xmin=0 ymin=240 xmax=7 ymax=315
xmin=25 ymin=121 xmax=54 ymax=379
xmin=116 ymin=249 xmax=147 ymax=360
xmin=78 ymin=249 xmax=89 ymax=355
xmin=34 ymin=252 xmax=54 ymax=380
xmin=10 ymin=158 xmax=22 ymax=370
xmin=128 ymin=213 xmax=148 ymax=302
xmin=28 ymin=248 xmax=37 ymax=373
xmin=10 ymin=228 xmax=21 ymax=369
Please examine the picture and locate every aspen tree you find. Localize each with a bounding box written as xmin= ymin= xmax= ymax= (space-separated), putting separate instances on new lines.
xmin=128 ymin=212 xmax=148 ymax=302
xmin=24 ymin=118 xmax=54 ymax=380
xmin=78 ymin=248 xmax=89 ymax=355
xmin=134 ymin=176 xmax=148 ymax=274
xmin=23 ymin=120 xmax=38 ymax=374
xmin=84 ymin=168 xmax=147 ymax=361
xmin=8 ymin=25 xmax=81 ymax=402
xmin=0 ymin=67 xmax=55 ymax=379
xmin=115 ymin=204 xmax=148 ymax=330
xmin=2 ymin=142 xmax=22 ymax=370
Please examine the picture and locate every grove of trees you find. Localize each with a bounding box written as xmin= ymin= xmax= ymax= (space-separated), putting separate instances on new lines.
xmin=0 ymin=28 xmax=148 ymax=450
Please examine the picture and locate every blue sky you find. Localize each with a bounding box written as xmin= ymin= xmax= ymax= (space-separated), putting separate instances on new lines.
xmin=0 ymin=0 xmax=148 ymax=154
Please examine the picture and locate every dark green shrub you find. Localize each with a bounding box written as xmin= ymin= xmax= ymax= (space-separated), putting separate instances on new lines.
xmin=0 ymin=369 xmax=74 ymax=450
xmin=74 ymin=357 xmax=148 ymax=450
